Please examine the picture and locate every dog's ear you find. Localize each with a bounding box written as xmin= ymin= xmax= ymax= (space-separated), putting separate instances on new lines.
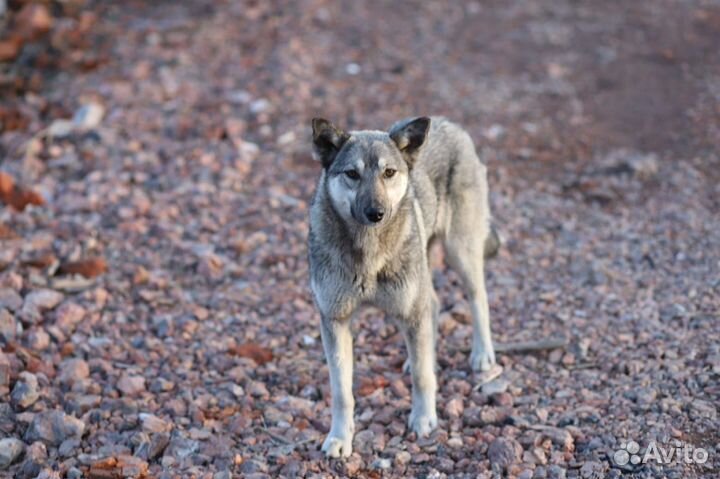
xmin=389 ymin=116 xmax=431 ymax=166
xmin=312 ymin=118 xmax=349 ymax=168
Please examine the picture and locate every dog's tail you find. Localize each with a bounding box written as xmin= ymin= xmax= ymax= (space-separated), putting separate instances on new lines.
xmin=484 ymin=224 xmax=502 ymax=259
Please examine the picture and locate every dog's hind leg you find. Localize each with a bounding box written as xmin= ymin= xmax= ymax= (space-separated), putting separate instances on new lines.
xmin=444 ymin=186 xmax=497 ymax=372
xmin=320 ymin=316 xmax=355 ymax=458
xmin=446 ymin=235 xmax=496 ymax=372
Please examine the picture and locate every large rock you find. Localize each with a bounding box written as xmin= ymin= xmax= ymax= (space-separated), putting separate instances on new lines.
xmin=11 ymin=372 xmax=40 ymax=410
xmin=24 ymin=411 xmax=85 ymax=446
xmin=0 ymin=437 xmax=25 ymax=469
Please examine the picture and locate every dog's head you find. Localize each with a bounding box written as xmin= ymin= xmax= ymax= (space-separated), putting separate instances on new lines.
xmin=311 ymin=117 xmax=430 ymax=227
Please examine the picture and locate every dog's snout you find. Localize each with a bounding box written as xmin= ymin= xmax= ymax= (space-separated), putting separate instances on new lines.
xmin=364 ymin=207 xmax=385 ymax=223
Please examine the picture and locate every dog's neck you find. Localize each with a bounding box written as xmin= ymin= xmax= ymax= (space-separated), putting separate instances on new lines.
xmin=323 ymin=183 xmax=414 ymax=272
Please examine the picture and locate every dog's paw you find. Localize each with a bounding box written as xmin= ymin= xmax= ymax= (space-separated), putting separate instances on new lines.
xmin=470 ymin=347 xmax=496 ymax=372
xmin=408 ymin=410 xmax=438 ymax=438
xmin=322 ymin=433 xmax=353 ymax=458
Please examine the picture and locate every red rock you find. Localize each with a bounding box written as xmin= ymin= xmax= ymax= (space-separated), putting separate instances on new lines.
xmin=57 ymin=258 xmax=108 ymax=278
xmin=228 ymin=343 xmax=273 ymax=365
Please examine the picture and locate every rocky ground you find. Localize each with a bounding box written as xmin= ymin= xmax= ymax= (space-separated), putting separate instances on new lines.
xmin=1 ymin=0 xmax=719 ymax=478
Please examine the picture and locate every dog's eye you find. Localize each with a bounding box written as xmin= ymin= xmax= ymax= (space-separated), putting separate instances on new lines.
xmin=344 ymin=170 xmax=360 ymax=180
xmin=384 ymin=169 xmax=397 ymax=179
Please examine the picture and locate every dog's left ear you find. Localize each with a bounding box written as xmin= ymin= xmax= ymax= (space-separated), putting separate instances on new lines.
xmin=312 ymin=118 xmax=349 ymax=169
xmin=389 ymin=116 xmax=431 ymax=166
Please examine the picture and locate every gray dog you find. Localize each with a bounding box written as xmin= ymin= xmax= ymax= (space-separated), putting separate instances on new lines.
xmin=308 ymin=116 xmax=499 ymax=458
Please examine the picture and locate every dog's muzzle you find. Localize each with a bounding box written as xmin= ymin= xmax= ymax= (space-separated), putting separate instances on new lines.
xmin=364 ymin=206 xmax=385 ymax=223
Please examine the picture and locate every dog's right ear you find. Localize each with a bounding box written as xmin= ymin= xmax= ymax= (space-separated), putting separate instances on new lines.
xmin=312 ymin=118 xmax=349 ymax=168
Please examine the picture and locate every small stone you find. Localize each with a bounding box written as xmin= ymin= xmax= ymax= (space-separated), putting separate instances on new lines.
xmin=72 ymin=102 xmax=105 ymax=130
xmin=482 ymin=378 xmax=509 ymax=395
xmin=247 ymin=381 xmax=269 ymax=398
xmin=446 ymin=397 xmax=464 ymax=418
xmin=531 ymin=447 xmax=548 ymax=465
xmin=17 ymin=441 xmax=46 ymax=478
xmin=74 ymin=395 xmax=101 ymax=413
xmin=66 ymin=467 xmax=82 ymax=479
xmin=197 ymin=252 xmax=224 ymax=279
xmin=188 ymin=427 xmax=211 ymax=440
xmin=117 ymin=374 xmax=146 ymax=396
xmin=354 ymin=429 xmax=375 ymax=454
xmin=0 ymin=308 xmax=17 ymax=341
xmin=534 ymin=466 xmax=548 ymax=479
xmin=579 ymin=461 xmax=605 ymax=479
xmin=239 ymin=458 xmax=268 ymax=474
xmin=395 ymin=450 xmax=412 ymax=466
xmin=536 ymin=426 xmax=574 ymax=451
xmin=11 ymin=372 xmax=40 ymax=409
xmin=54 ymin=302 xmax=86 ymax=333
xmin=689 ymin=399 xmax=717 ymax=419
xmin=344 ymin=455 xmax=362 ymax=475
xmin=25 ymin=327 xmax=50 ymax=350
xmin=37 ymin=468 xmax=62 ymax=479
xmin=0 ymin=437 xmax=25 ymax=469
xmin=149 ymin=377 xmax=175 ymax=393
xmin=0 ymin=403 xmax=15 ymax=434
xmin=492 ymin=392 xmax=514 ymax=407
xmin=58 ymin=438 xmax=80 ymax=457
xmin=21 ymin=289 xmax=64 ymax=323
xmin=518 ymin=470 xmax=534 ymax=479
xmin=148 ymin=433 xmax=170 ymax=460
xmin=447 ymin=437 xmax=463 ymax=448
xmin=117 ymin=454 xmax=148 ymax=477
xmin=164 ymin=437 xmax=198 ymax=460
xmin=0 ymin=352 xmax=10 ymax=388
xmin=480 ymin=406 xmax=511 ymax=425
xmin=47 ymin=120 xmax=75 ymax=139
xmin=547 ymin=465 xmax=567 ymax=479
xmin=24 ymin=410 xmax=85 ymax=446
xmin=488 ymin=437 xmax=521 ymax=471
xmin=140 ymin=413 xmax=171 ymax=433
xmin=412 ymin=453 xmax=430 ymax=464
xmin=370 ymin=458 xmax=391 ymax=470
xmin=58 ymin=358 xmax=90 ymax=385
xmin=390 ymin=378 xmax=409 ymax=398
xmin=0 ymin=289 xmax=23 ymax=311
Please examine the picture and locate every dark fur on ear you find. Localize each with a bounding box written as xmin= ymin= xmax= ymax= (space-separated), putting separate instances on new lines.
xmin=389 ymin=116 xmax=431 ymax=166
xmin=312 ymin=118 xmax=350 ymax=168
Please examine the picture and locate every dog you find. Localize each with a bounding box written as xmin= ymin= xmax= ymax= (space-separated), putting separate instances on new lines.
xmin=308 ymin=116 xmax=499 ymax=458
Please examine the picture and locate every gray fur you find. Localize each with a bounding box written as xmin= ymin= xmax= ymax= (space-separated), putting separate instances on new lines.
xmin=308 ymin=116 xmax=498 ymax=458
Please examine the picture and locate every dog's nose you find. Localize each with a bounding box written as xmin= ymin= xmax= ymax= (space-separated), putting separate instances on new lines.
xmin=365 ymin=207 xmax=385 ymax=223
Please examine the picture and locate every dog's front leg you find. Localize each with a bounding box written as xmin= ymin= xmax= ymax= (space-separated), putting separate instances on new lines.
xmin=320 ymin=316 xmax=355 ymax=458
xmin=401 ymin=300 xmax=438 ymax=437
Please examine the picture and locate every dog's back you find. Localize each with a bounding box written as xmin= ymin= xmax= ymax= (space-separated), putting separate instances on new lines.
xmin=405 ymin=117 xmax=492 ymax=246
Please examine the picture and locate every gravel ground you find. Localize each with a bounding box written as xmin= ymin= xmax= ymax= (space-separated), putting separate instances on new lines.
xmin=1 ymin=0 xmax=719 ymax=478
